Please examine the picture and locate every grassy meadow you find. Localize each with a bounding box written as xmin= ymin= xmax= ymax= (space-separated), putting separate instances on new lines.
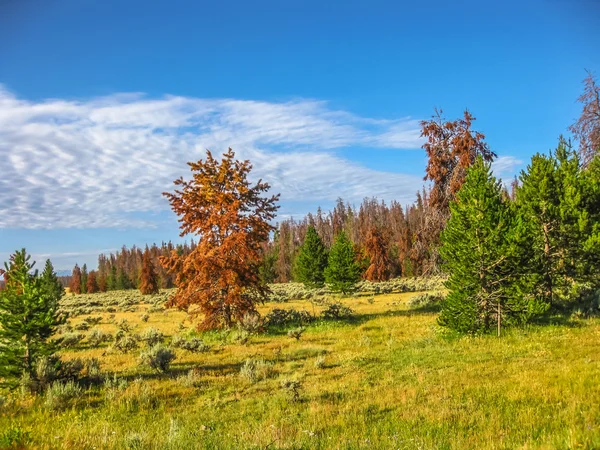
xmin=1 ymin=286 xmax=600 ymax=449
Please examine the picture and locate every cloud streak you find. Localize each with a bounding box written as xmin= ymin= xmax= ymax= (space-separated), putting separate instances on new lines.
xmin=0 ymin=86 xmax=428 ymax=229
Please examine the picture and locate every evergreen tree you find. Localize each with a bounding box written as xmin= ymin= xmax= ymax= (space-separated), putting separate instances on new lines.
xmin=70 ymin=264 xmax=82 ymax=295
xmin=139 ymin=248 xmax=159 ymax=295
xmin=80 ymin=264 xmax=88 ymax=294
xmin=259 ymin=243 xmax=279 ymax=284
xmin=40 ymin=259 xmax=64 ymax=306
xmin=0 ymin=249 xmax=65 ymax=386
xmin=516 ymin=140 xmax=586 ymax=305
xmin=87 ymin=270 xmax=99 ymax=293
xmin=580 ymin=154 xmax=600 ymax=285
xmin=324 ymin=230 xmax=361 ymax=294
xmin=295 ymin=226 xmax=328 ymax=288
xmin=439 ymin=158 xmax=536 ymax=335
xmin=107 ymin=265 xmax=117 ymax=290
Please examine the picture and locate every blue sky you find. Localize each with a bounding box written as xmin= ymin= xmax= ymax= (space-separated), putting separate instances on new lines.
xmin=1 ymin=0 xmax=599 ymax=271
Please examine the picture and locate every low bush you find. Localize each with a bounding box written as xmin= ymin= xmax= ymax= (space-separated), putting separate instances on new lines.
xmin=87 ymin=327 xmax=113 ymax=346
xmin=239 ymin=359 xmax=276 ymax=383
xmin=287 ymin=327 xmax=305 ymax=341
xmin=321 ymin=303 xmax=353 ymax=320
xmin=112 ymin=330 xmax=140 ymax=353
xmin=171 ymin=336 xmax=210 ymax=353
xmin=59 ymin=332 xmax=85 ymax=348
xmin=140 ymin=327 xmax=164 ymax=347
xmin=407 ymin=291 xmax=446 ymax=309
xmin=177 ymin=368 xmax=203 ymax=388
xmin=44 ymin=380 xmax=82 ymax=411
xmin=139 ymin=344 xmax=176 ymax=373
xmin=265 ymin=308 xmax=315 ymax=327
xmin=280 ymin=379 xmax=302 ymax=402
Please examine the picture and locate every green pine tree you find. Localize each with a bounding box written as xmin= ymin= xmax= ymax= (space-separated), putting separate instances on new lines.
xmin=295 ymin=226 xmax=328 ymax=288
xmin=80 ymin=263 xmax=88 ymax=294
xmin=259 ymin=244 xmax=279 ymax=284
xmin=439 ymin=158 xmax=534 ymax=335
xmin=580 ymin=153 xmax=600 ymax=287
xmin=516 ymin=139 xmax=588 ymax=306
xmin=40 ymin=259 xmax=64 ymax=308
xmin=0 ymin=249 xmax=65 ymax=386
xmin=324 ymin=230 xmax=361 ymax=294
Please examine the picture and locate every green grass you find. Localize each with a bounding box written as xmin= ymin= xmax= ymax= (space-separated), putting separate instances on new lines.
xmin=1 ymin=290 xmax=599 ymax=449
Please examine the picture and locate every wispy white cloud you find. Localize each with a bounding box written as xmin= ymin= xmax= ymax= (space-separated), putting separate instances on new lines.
xmin=492 ymin=155 xmax=523 ymax=181
xmin=0 ymin=86 xmax=428 ymax=229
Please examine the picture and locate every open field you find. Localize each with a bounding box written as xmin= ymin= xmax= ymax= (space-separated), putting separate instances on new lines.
xmin=1 ymin=288 xmax=600 ymax=449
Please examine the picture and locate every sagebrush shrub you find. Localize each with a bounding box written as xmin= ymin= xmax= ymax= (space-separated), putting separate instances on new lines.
xmin=265 ymin=308 xmax=314 ymax=327
xmin=239 ymin=359 xmax=276 ymax=383
xmin=139 ymin=344 xmax=176 ymax=373
xmin=140 ymin=327 xmax=164 ymax=347
xmin=321 ymin=303 xmax=353 ymax=320
xmin=407 ymin=291 xmax=446 ymax=309
xmin=59 ymin=332 xmax=85 ymax=348
xmin=171 ymin=335 xmax=210 ymax=353
xmin=280 ymin=379 xmax=302 ymax=402
xmin=238 ymin=312 xmax=264 ymax=334
xmin=87 ymin=327 xmax=112 ymax=346
xmin=116 ymin=318 xmax=133 ymax=332
xmin=44 ymin=380 xmax=82 ymax=410
xmin=314 ymin=356 xmax=326 ymax=369
xmin=177 ymin=368 xmax=203 ymax=388
xmin=287 ymin=327 xmax=305 ymax=340
xmin=112 ymin=330 xmax=140 ymax=353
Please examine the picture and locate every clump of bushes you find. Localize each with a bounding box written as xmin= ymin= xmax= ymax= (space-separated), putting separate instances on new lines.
xmin=238 ymin=312 xmax=264 ymax=334
xmin=239 ymin=359 xmax=276 ymax=383
xmin=112 ymin=330 xmax=140 ymax=353
xmin=139 ymin=344 xmax=176 ymax=373
xmin=83 ymin=316 xmax=103 ymax=326
xmin=177 ymin=368 xmax=203 ymax=388
xmin=265 ymin=308 xmax=314 ymax=327
xmin=44 ymin=380 xmax=82 ymax=410
xmin=58 ymin=332 xmax=85 ymax=348
xmin=171 ymin=335 xmax=210 ymax=353
xmin=321 ymin=303 xmax=353 ymax=320
xmin=87 ymin=327 xmax=113 ymax=346
xmin=140 ymin=327 xmax=164 ymax=347
xmin=407 ymin=291 xmax=446 ymax=309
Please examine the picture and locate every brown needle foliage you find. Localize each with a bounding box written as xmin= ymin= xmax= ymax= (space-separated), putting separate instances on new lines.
xmin=569 ymin=70 xmax=600 ymax=166
xmin=139 ymin=248 xmax=159 ymax=295
xmin=364 ymin=226 xmax=391 ymax=282
xmin=70 ymin=264 xmax=82 ymax=295
xmin=161 ymin=148 xmax=280 ymax=329
xmin=421 ymin=109 xmax=496 ymax=211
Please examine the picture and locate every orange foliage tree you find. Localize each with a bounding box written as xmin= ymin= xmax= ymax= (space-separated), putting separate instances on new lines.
xmin=161 ymin=148 xmax=279 ymax=329
xmin=421 ymin=109 xmax=496 ymax=211
xmin=70 ymin=264 xmax=82 ymax=294
xmin=364 ymin=227 xmax=392 ymax=281
xmin=139 ymin=247 xmax=159 ymax=295
xmin=86 ymin=270 xmax=99 ymax=293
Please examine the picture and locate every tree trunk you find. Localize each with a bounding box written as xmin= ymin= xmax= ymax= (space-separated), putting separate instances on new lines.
xmin=497 ymin=301 xmax=501 ymax=338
